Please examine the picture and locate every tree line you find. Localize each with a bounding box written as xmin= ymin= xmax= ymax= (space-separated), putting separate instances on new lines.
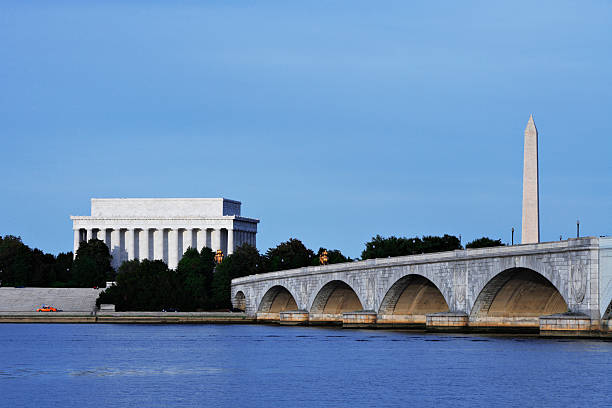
xmin=0 ymin=235 xmax=74 ymax=287
xmin=1 ymin=233 xmax=503 ymax=311
xmin=97 ymin=238 xmax=351 ymax=311
xmin=360 ymin=234 xmax=503 ymax=259
xmin=97 ymin=234 xmax=502 ymax=311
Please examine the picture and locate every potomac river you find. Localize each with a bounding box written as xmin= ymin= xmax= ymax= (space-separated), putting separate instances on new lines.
xmin=1 ymin=324 xmax=610 ymax=407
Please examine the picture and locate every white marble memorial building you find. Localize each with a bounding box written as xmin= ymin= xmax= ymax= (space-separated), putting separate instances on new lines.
xmin=71 ymin=198 xmax=259 ymax=270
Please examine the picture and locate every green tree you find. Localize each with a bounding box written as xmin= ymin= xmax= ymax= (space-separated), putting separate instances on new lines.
xmin=212 ymin=244 xmax=262 ymax=309
xmin=71 ymin=239 xmax=113 ymax=287
xmin=264 ymin=238 xmax=315 ymax=272
xmin=52 ymin=252 xmax=73 ymax=286
xmin=421 ymin=235 xmax=462 ymax=253
xmin=176 ymin=247 xmax=216 ymax=310
xmin=31 ymin=249 xmax=56 ymax=287
xmin=97 ymin=248 xmax=220 ymax=312
xmin=1 ymin=236 xmax=73 ymax=288
xmin=466 ymin=237 xmax=504 ymax=249
xmin=97 ymin=259 xmax=179 ymax=311
xmin=361 ymin=234 xmax=462 ymax=260
xmin=0 ymin=235 xmax=34 ymax=286
xmin=361 ymin=235 xmax=418 ymax=260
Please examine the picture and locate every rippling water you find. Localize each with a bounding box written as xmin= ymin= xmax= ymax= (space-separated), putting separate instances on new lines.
xmin=0 ymin=324 xmax=610 ymax=407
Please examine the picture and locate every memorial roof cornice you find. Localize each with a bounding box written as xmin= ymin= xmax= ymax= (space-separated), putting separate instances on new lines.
xmin=70 ymin=215 xmax=259 ymax=223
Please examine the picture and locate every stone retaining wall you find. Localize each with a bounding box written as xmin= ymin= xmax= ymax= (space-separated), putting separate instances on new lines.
xmin=0 ymin=287 xmax=105 ymax=312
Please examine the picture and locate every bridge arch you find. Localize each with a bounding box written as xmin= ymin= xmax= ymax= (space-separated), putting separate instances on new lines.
xmin=378 ymin=274 xmax=449 ymax=325
xmin=308 ymin=280 xmax=364 ymax=323
xmin=470 ymin=267 xmax=568 ymax=328
xmin=257 ymin=285 xmax=299 ymax=313
xmin=234 ymin=291 xmax=246 ymax=311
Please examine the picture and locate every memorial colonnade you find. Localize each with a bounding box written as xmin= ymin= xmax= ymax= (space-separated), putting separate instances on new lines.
xmin=71 ymin=198 xmax=259 ymax=270
xmin=73 ymin=220 xmax=257 ymax=270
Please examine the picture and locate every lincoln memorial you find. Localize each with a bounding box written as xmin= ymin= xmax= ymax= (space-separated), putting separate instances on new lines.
xmin=71 ymin=198 xmax=259 ymax=270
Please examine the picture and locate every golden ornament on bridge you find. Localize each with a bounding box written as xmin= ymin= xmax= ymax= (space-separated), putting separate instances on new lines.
xmin=319 ymin=250 xmax=328 ymax=265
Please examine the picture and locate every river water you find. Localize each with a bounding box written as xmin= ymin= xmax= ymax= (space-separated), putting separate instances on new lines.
xmin=0 ymin=324 xmax=610 ymax=407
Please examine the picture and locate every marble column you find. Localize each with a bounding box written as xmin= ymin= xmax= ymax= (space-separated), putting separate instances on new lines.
xmin=184 ymin=229 xmax=193 ymax=252
xmin=212 ymin=229 xmax=221 ymax=252
xmin=140 ymin=229 xmax=149 ymax=260
xmin=73 ymin=229 xmax=80 ymax=257
xmin=110 ymin=229 xmax=120 ymax=252
xmin=110 ymin=229 xmax=120 ymax=269
xmin=196 ymin=229 xmax=205 ymax=252
xmin=168 ymin=229 xmax=179 ymax=269
xmin=97 ymin=229 xmax=106 ymax=244
xmin=154 ymin=228 xmax=164 ymax=261
xmin=228 ymin=229 xmax=234 ymax=255
xmin=86 ymin=229 xmax=93 ymax=242
xmin=126 ymin=229 xmax=135 ymax=261
xmin=206 ymin=229 xmax=212 ymax=248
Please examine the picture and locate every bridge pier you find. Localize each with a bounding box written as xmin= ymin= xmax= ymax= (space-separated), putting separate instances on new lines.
xmin=377 ymin=314 xmax=427 ymax=329
xmin=256 ymin=312 xmax=280 ymax=323
xmin=309 ymin=313 xmax=343 ymax=326
xmin=342 ymin=311 xmax=377 ymax=328
xmin=425 ymin=312 xmax=469 ymax=332
xmin=251 ymin=311 xmax=611 ymax=337
xmin=603 ymin=319 xmax=612 ymax=337
xmin=539 ymin=313 xmax=595 ymax=337
xmin=279 ymin=310 xmax=309 ymax=325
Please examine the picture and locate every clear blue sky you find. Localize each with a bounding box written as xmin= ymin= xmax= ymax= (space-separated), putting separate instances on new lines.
xmin=1 ymin=1 xmax=611 ymax=258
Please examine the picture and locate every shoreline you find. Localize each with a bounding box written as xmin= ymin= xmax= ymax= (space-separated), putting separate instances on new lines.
xmin=0 ymin=311 xmax=254 ymax=324
xmin=1 ymin=312 xmax=610 ymax=339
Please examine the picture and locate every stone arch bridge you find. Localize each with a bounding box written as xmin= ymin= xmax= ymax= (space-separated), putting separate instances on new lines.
xmin=232 ymin=237 xmax=612 ymax=335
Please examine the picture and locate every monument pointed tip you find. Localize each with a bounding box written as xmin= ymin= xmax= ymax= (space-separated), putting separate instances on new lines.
xmin=525 ymin=114 xmax=537 ymax=134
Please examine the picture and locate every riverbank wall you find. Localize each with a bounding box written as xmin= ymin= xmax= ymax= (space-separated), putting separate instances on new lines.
xmin=0 ymin=312 xmax=609 ymax=337
xmin=0 ymin=311 xmax=254 ymax=324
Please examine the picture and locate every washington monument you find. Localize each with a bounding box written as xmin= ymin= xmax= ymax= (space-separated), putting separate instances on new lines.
xmin=521 ymin=115 xmax=540 ymax=244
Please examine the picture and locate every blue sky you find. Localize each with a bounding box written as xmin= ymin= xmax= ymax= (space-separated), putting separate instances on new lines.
xmin=1 ymin=1 xmax=611 ymax=258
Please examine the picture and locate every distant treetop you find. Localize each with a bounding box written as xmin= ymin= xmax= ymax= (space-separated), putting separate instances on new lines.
xmin=465 ymin=237 xmax=504 ymax=249
xmin=361 ymin=234 xmax=462 ymax=260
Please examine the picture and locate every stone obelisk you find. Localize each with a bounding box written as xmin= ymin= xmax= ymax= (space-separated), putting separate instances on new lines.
xmin=521 ymin=115 xmax=540 ymax=244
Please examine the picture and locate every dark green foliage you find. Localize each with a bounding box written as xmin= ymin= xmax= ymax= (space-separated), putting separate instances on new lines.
xmin=0 ymin=236 xmax=33 ymax=286
xmin=312 ymin=247 xmax=352 ymax=266
xmin=53 ymin=252 xmax=74 ymax=285
xmin=466 ymin=237 xmax=504 ymax=249
xmin=0 ymin=235 xmax=74 ymax=287
xmin=361 ymin=234 xmax=463 ymax=260
xmin=176 ymin=247 xmax=216 ymax=310
xmin=30 ymin=249 xmax=56 ymax=287
xmin=97 ymin=247 xmax=220 ymax=311
xmin=71 ymin=239 xmax=113 ymax=287
xmin=421 ymin=235 xmax=463 ymax=253
xmin=97 ymin=259 xmax=181 ymax=311
xmin=264 ymin=238 xmax=315 ymax=272
xmin=212 ymin=244 xmax=263 ymax=309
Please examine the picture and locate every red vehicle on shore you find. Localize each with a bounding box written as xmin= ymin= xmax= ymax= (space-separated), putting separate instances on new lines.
xmin=36 ymin=305 xmax=58 ymax=312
